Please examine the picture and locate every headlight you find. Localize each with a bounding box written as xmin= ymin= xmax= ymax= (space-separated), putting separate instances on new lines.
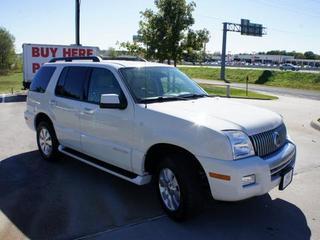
xmin=224 ymin=131 xmax=255 ymax=160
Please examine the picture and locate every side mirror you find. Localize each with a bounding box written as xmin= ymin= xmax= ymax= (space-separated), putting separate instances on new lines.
xmin=100 ymin=94 xmax=126 ymax=109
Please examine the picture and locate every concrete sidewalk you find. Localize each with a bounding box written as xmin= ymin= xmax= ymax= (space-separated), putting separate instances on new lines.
xmin=195 ymin=79 xmax=320 ymax=101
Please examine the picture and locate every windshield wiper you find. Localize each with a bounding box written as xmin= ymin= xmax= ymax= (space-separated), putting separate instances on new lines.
xmin=177 ymin=93 xmax=208 ymax=99
xmin=139 ymin=96 xmax=189 ymax=103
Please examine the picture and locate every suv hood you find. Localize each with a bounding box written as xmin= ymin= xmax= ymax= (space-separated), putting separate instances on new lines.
xmin=145 ymin=97 xmax=282 ymax=136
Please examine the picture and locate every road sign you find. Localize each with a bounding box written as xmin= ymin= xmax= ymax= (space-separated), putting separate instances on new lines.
xmin=220 ymin=19 xmax=266 ymax=80
xmin=241 ymin=19 xmax=263 ymax=37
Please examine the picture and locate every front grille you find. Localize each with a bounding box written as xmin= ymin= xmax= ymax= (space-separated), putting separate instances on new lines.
xmin=250 ymin=124 xmax=287 ymax=157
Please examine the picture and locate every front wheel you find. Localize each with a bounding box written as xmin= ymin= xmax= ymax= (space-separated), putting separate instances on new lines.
xmin=158 ymin=168 xmax=182 ymax=212
xmin=156 ymin=156 xmax=202 ymax=221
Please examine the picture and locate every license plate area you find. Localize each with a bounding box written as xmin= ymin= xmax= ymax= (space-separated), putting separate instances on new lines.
xmin=279 ymin=167 xmax=293 ymax=190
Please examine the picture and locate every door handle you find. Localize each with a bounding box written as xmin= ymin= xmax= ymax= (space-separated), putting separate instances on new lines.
xmin=49 ymin=100 xmax=57 ymax=106
xmin=83 ymin=107 xmax=95 ymax=115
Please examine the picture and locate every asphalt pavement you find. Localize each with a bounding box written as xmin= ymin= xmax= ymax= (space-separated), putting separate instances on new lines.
xmin=0 ymin=96 xmax=319 ymax=240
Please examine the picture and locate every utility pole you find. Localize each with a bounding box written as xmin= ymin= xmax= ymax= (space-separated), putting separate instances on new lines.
xmin=75 ymin=0 xmax=80 ymax=45
xmin=220 ymin=23 xmax=227 ymax=81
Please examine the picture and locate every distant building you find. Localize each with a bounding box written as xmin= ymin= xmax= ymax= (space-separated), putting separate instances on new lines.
xmin=233 ymin=54 xmax=294 ymax=64
xmin=232 ymin=54 xmax=320 ymax=67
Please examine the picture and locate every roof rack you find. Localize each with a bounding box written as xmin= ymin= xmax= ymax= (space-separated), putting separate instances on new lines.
xmin=49 ymin=56 xmax=102 ymax=63
xmin=102 ymin=56 xmax=147 ymax=62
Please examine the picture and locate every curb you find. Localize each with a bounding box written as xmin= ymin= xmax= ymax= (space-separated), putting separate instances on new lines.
xmin=0 ymin=93 xmax=27 ymax=103
xmin=310 ymin=119 xmax=320 ymax=131
xmin=208 ymin=95 xmax=275 ymax=100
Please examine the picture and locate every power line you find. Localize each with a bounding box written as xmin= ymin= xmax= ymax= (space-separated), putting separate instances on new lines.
xmin=267 ymin=27 xmax=316 ymax=38
xmin=254 ymin=0 xmax=320 ymax=18
xmin=197 ymin=14 xmax=317 ymax=39
xmin=295 ymin=0 xmax=320 ymax=4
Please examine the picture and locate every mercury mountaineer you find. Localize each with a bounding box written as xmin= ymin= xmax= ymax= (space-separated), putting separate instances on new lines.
xmin=25 ymin=56 xmax=296 ymax=220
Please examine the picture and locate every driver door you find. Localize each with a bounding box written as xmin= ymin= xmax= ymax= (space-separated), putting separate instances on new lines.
xmin=79 ymin=67 xmax=134 ymax=171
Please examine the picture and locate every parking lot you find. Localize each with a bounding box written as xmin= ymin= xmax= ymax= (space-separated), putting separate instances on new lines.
xmin=0 ymin=95 xmax=319 ymax=240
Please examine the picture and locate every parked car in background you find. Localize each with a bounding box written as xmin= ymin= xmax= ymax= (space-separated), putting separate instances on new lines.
xmin=280 ymin=63 xmax=300 ymax=71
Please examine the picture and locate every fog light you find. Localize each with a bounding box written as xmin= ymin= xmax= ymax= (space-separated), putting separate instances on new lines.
xmin=242 ymin=174 xmax=256 ymax=186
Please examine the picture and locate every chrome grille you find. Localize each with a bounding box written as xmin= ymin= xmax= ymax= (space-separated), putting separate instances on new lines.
xmin=250 ymin=124 xmax=287 ymax=157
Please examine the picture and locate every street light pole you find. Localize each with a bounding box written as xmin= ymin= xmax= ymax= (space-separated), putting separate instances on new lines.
xmin=75 ymin=0 xmax=80 ymax=45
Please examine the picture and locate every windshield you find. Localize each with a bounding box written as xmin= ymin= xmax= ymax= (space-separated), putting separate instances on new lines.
xmin=120 ymin=67 xmax=207 ymax=103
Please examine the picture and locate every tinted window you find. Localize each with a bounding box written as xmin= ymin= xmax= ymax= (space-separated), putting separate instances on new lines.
xmin=87 ymin=68 xmax=122 ymax=104
xmin=30 ymin=66 xmax=56 ymax=93
xmin=55 ymin=67 xmax=89 ymax=100
xmin=55 ymin=68 xmax=68 ymax=96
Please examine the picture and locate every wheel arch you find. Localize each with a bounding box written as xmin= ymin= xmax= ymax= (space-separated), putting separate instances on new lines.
xmin=34 ymin=112 xmax=54 ymax=129
xmin=144 ymin=143 xmax=210 ymax=191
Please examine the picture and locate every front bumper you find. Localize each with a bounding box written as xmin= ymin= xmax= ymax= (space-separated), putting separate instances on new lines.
xmin=198 ymin=141 xmax=296 ymax=201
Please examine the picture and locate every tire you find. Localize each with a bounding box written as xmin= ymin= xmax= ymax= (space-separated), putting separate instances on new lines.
xmin=156 ymin=154 xmax=203 ymax=221
xmin=36 ymin=121 xmax=60 ymax=161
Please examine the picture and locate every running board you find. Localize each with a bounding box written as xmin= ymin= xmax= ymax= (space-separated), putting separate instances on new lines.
xmin=58 ymin=145 xmax=151 ymax=185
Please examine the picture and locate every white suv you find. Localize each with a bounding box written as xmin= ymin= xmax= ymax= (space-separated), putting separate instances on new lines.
xmin=25 ymin=56 xmax=296 ymax=221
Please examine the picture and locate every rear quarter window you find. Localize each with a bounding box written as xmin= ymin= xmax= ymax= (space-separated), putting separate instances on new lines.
xmin=29 ymin=66 xmax=56 ymax=93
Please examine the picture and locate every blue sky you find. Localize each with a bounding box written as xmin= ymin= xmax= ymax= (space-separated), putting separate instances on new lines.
xmin=1 ymin=0 xmax=319 ymax=54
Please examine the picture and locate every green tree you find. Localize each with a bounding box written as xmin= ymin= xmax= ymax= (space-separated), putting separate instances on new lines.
xmin=292 ymin=52 xmax=305 ymax=59
xmin=107 ymin=47 xmax=118 ymax=58
xmin=304 ymin=51 xmax=316 ymax=59
xmin=196 ymin=28 xmax=210 ymax=53
xmin=155 ymin=0 xmax=195 ymax=66
xmin=119 ymin=41 xmax=145 ymax=56
xmin=266 ymin=50 xmax=287 ymax=55
xmin=264 ymin=50 xmax=320 ymax=60
xmin=132 ymin=0 xmax=209 ymax=66
xmin=138 ymin=8 xmax=168 ymax=62
xmin=182 ymin=28 xmax=209 ymax=63
xmin=0 ymin=27 xmax=16 ymax=73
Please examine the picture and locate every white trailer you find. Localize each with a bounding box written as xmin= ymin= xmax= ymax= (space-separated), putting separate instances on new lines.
xmin=22 ymin=43 xmax=99 ymax=88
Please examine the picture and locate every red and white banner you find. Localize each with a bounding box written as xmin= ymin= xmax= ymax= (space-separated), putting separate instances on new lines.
xmin=23 ymin=43 xmax=99 ymax=83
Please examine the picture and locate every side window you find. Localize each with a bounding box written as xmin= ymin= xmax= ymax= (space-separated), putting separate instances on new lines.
xmin=55 ymin=68 xmax=68 ymax=96
xmin=55 ymin=67 xmax=89 ymax=100
xmin=30 ymin=66 xmax=56 ymax=93
xmin=87 ymin=68 xmax=122 ymax=104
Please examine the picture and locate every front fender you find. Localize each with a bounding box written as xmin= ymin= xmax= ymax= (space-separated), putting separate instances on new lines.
xmin=131 ymin=108 xmax=233 ymax=175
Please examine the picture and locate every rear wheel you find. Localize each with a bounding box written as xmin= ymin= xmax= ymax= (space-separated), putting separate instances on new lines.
xmin=156 ymin=155 xmax=203 ymax=221
xmin=36 ymin=121 xmax=59 ymax=161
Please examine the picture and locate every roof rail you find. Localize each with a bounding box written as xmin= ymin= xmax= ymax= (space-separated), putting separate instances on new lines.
xmin=102 ymin=56 xmax=147 ymax=62
xmin=49 ymin=56 xmax=102 ymax=63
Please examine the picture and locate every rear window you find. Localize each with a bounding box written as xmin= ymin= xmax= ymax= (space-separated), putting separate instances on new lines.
xmin=55 ymin=67 xmax=90 ymax=100
xmin=30 ymin=66 xmax=56 ymax=93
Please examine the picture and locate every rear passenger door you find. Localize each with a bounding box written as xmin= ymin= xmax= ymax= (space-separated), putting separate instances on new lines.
xmin=50 ymin=66 xmax=90 ymax=151
xmin=79 ymin=67 xmax=134 ymax=171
